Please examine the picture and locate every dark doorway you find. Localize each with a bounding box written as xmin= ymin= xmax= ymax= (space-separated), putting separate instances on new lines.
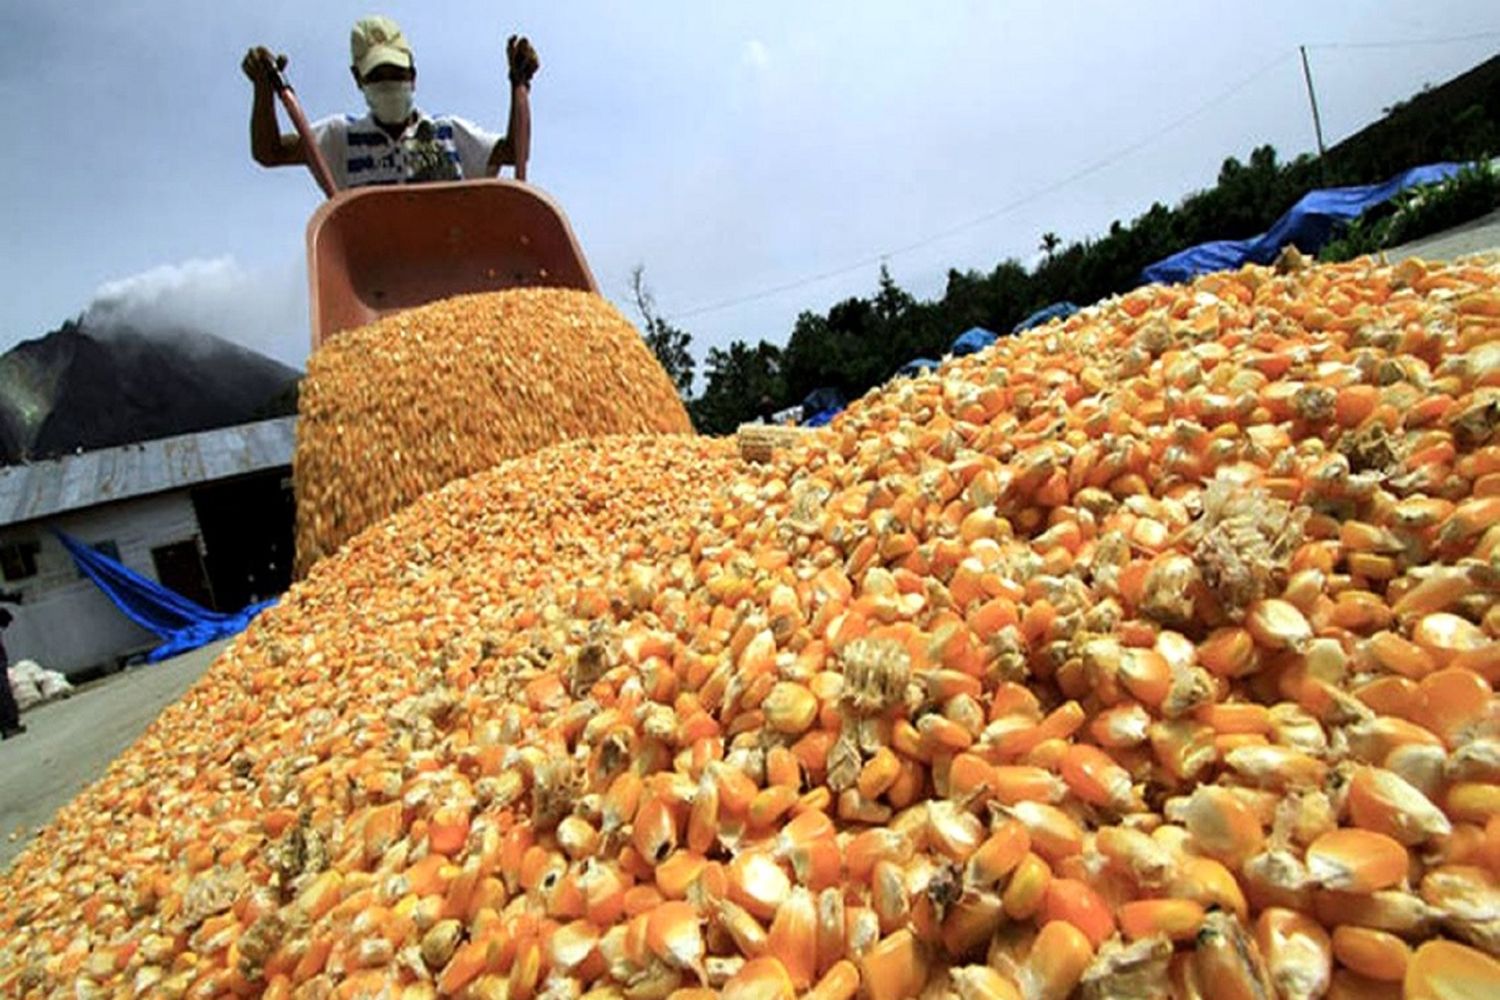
xmin=191 ymin=470 xmax=295 ymax=611
xmin=151 ymin=539 xmax=216 ymax=610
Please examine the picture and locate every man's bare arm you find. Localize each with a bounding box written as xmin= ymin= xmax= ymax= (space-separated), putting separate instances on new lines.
xmin=243 ymin=47 xmax=305 ymax=167
xmin=487 ymin=36 xmax=538 ymax=179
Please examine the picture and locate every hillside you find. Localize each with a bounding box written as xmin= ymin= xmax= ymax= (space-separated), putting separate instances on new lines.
xmin=1322 ymin=54 xmax=1500 ymax=183
xmin=0 ymin=321 xmax=301 ymax=465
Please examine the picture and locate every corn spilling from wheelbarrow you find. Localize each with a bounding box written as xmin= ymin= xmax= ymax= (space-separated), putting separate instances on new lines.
xmin=292 ymin=287 xmax=693 ymax=576
xmin=1 ymin=254 xmax=1499 ymax=998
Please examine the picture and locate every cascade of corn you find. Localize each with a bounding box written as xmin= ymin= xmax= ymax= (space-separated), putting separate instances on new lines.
xmin=292 ymin=287 xmax=694 ymax=577
xmin=1 ymin=254 xmax=1498 ymax=999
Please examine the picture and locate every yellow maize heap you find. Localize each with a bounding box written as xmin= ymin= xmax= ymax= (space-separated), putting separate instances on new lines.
xmin=292 ymin=287 xmax=693 ymax=576
xmin=2 ymin=254 xmax=1498 ymax=998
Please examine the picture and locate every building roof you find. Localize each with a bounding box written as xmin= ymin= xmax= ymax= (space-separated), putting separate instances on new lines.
xmin=0 ymin=417 xmax=297 ymax=528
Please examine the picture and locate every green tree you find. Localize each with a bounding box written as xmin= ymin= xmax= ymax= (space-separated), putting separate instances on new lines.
xmin=629 ymin=265 xmax=696 ymax=399
xmin=688 ymin=340 xmax=785 ymax=435
xmin=873 ymin=265 xmax=914 ymax=324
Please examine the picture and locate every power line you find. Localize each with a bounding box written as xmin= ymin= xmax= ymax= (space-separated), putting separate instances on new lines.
xmin=1305 ymin=28 xmax=1500 ymax=51
xmin=668 ymin=50 xmax=1295 ymax=322
xmin=668 ymin=29 xmax=1499 ymax=324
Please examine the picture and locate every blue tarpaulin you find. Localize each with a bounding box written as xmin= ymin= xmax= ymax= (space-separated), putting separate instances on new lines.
xmin=55 ymin=530 xmax=275 ymax=662
xmin=950 ymin=327 xmax=998 ymax=357
xmin=1013 ymin=302 xmax=1079 ymax=334
xmin=800 ymin=387 xmax=847 ymax=428
xmin=801 ymin=387 xmax=846 ymax=415
xmin=897 ymin=358 xmax=941 ymax=377
xmin=1141 ymin=162 xmax=1464 ymax=286
xmin=804 ymin=409 xmax=839 ymax=428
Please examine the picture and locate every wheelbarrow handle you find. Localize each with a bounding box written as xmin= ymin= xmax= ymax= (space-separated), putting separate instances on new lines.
xmin=270 ymin=65 xmax=339 ymax=200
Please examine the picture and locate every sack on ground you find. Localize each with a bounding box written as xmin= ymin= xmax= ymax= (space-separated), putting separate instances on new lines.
xmin=8 ymin=666 xmax=43 ymax=711
xmin=9 ymin=659 xmax=75 ymax=711
xmin=36 ymin=668 xmax=74 ymax=700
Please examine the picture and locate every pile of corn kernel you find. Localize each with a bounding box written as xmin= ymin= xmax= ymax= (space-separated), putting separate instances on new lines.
xmin=292 ymin=287 xmax=694 ymax=576
xmin=2 ymin=255 xmax=1498 ymax=999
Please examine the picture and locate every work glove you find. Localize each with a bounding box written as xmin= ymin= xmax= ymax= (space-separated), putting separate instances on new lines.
xmin=508 ymin=35 xmax=540 ymax=86
xmin=242 ymin=46 xmax=288 ymax=90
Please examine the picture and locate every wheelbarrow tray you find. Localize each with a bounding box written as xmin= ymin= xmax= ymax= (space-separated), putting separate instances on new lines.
xmin=305 ymin=178 xmax=598 ymax=348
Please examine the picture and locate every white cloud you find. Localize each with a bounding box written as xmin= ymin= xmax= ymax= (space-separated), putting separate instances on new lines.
xmin=83 ymin=257 xmax=308 ymax=369
xmin=742 ymin=39 xmax=770 ymax=73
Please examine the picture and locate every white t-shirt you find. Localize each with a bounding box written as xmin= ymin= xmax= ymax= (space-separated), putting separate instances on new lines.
xmin=310 ymin=110 xmax=501 ymax=190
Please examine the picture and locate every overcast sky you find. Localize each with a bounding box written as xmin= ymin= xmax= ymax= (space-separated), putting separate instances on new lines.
xmin=2 ymin=2 xmax=1497 ymax=370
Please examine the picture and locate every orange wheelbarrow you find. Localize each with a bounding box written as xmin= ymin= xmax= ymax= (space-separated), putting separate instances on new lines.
xmin=271 ymin=65 xmax=598 ymax=349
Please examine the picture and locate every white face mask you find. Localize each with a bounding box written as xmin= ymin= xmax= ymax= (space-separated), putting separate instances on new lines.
xmin=363 ymin=81 xmax=414 ymax=125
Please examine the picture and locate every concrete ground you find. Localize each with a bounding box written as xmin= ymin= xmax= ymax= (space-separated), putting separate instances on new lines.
xmin=1385 ymin=207 xmax=1500 ymax=262
xmin=0 ymin=639 xmax=229 ymax=871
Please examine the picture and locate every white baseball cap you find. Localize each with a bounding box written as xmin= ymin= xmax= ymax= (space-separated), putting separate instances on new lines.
xmin=351 ymin=15 xmax=414 ymax=77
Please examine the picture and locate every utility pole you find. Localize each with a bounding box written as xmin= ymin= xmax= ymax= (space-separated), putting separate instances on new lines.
xmin=1299 ymin=45 xmax=1329 ymax=181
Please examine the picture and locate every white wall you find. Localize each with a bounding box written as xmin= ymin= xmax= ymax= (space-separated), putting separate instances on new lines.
xmin=1 ymin=491 xmax=202 ymax=675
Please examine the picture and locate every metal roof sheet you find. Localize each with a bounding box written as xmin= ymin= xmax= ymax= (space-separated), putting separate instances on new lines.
xmin=0 ymin=417 xmax=296 ymax=527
